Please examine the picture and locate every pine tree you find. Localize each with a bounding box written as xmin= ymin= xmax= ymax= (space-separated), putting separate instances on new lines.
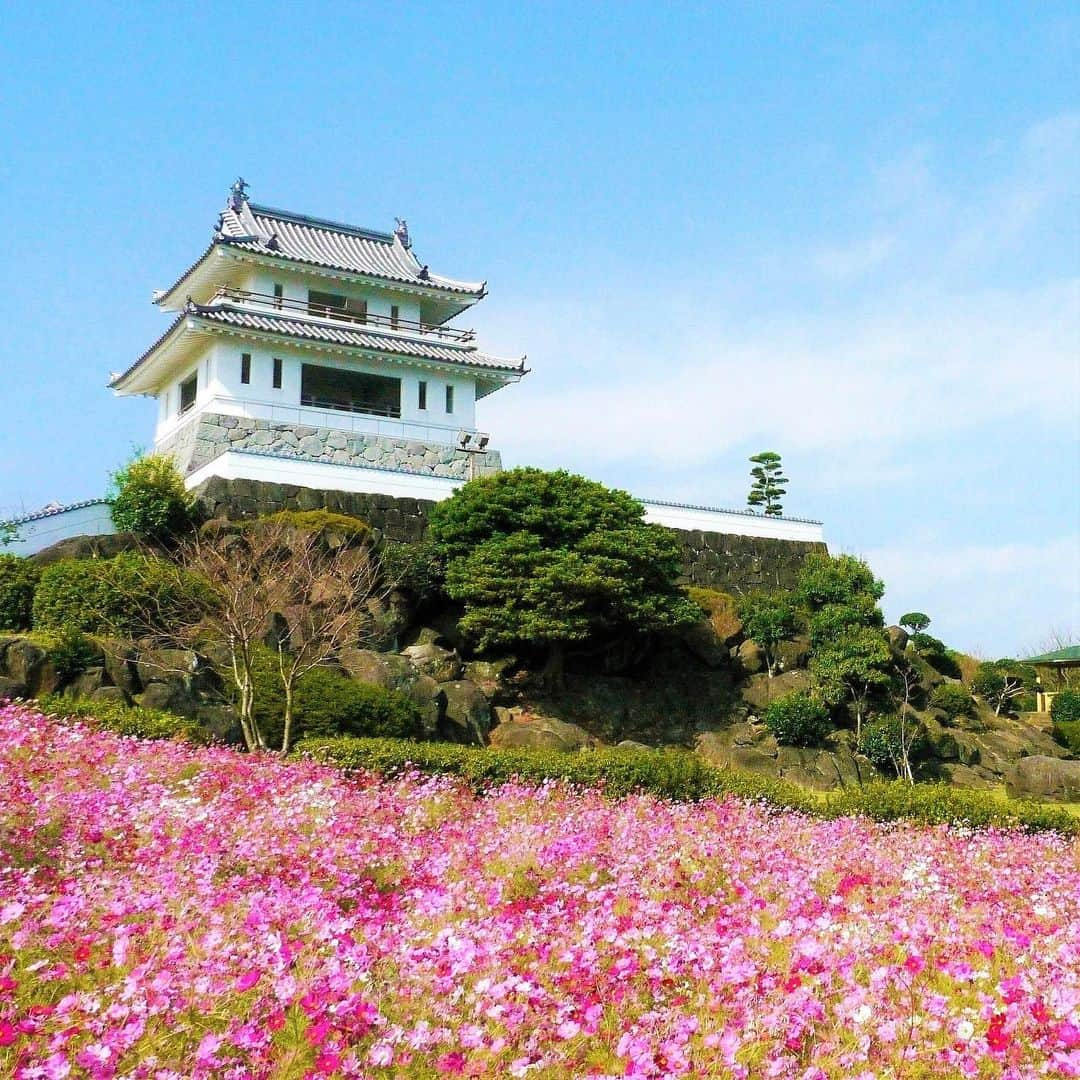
xmin=747 ymin=451 xmax=788 ymax=517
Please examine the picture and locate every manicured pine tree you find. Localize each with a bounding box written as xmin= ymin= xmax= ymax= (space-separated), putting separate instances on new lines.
xmin=747 ymin=451 xmax=788 ymax=517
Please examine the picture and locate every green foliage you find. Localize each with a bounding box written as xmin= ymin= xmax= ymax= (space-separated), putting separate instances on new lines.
xmin=429 ymin=468 xmax=698 ymax=655
xmin=929 ymin=682 xmax=974 ymax=721
xmin=295 ymin=736 xmax=815 ymax=808
xmin=1053 ymin=719 xmax=1080 ymax=756
xmin=971 ymin=660 xmax=1037 ymax=715
xmin=796 ymin=553 xmax=885 ymax=611
xmin=746 ymin=451 xmax=788 ymax=517
xmin=859 ymin=714 xmax=926 ymax=777
xmin=381 ymin=540 xmax=444 ymax=601
xmin=899 ymin=612 xmax=931 ymax=634
xmin=821 ymin=782 xmax=1076 ymax=835
xmin=291 ymin=666 xmax=422 ymax=740
xmin=807 ymin=597 xmax=884 ymax=648
xmin=32 ymin=553 xmax=211 ymax=635
xmin=294 ymin=736 xmax=1077 ymax=834
xmin=261 ymin=510 xmax=371 ymax=541
xmin=1050 ymin=689 xmax=1080 ymax=724
xmin=109 ymin=453 xmax=197 ymax=541
xmin=47 ymin=626 xmax=101 ymax=681
xmin=762 ymin=691 xmax=832 ymax=747
xmin=244 ymin=645 xmax=421 ymax=745
xmin=737 ymin=592 xmax=798 ymax=673
xmin=0 ymin=521 xmax=17 ymax=548
xmin=0 ymin=554 xmax=40 ymax=631
xmin=35 ymin=694 xmax=212 ymax=744
xmin=914 ymin=633 xmax=962 ymax=677
xmin=809 ymin=628 xmax=893 ymax=709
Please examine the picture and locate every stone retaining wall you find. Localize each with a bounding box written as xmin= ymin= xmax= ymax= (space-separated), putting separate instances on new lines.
xmin=159 ymin=412 xmax=501 ymax=481
xmin=193 ymin=477 xmax=826 ymax=588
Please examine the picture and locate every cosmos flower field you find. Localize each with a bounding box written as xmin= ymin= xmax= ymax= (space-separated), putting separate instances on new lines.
xmin=1 ymin=704 xmax=1078 ymax=1079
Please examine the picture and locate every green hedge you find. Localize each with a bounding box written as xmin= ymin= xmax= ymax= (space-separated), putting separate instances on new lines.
xmin=820 ymin=782 xmax=1076 ymax=835
xmin=32 ymin=553 xmax=210 ymax=635
xmin=1051 ymin=689 xmax=1080 ymax=725
xmin=36 ymin=694 xmax=213 ymax=744
xmin=293 ymin=735 xmax=1078 ymax=835
xmin=293 ymin=736 xmax=816 ymax=809
xmin=1053 ymin=719 xmax=1080 ymax=757
xmin=0 ymin=555 xmax=40 ymax=632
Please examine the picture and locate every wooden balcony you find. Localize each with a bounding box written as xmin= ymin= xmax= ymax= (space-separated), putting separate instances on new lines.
xmin=211 ymin=287 xmax=476 ymax=343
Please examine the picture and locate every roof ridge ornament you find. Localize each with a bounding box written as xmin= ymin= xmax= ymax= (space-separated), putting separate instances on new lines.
xmin=228 ymin=177 xmax=250 ymax=213
xmin=394 ymin=217 xmax=412 ymax=249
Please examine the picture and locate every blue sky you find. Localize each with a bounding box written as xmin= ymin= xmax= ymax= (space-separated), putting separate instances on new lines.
xmin=1 ymin=2 xmax=1076 ymax=656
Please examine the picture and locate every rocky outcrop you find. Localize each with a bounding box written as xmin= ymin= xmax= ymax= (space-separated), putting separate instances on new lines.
xmin=1005 ymin=757 xmax=1080 ymax=802
xmin=438 ymin=680 xmax=492 ymax=744
xmin=489 ymin=710 xmax=595 ymax=752
xmin=29 ymin=532 xmax=147 ymax=568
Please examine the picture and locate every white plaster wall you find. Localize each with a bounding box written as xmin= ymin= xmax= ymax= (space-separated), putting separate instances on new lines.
xmin=153 ymin=338 xmax=479 ymax=446
xmin=185 ymin=451 xmax=461 ymax=502
xmin=642 ymin=501 xmax=824 ymax=543
xmin=4 ymin=503 xmax=116 ymax=556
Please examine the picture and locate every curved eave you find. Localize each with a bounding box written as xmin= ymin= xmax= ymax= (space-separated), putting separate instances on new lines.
xmin=156 ymin=243 xmax=486 ymax=314
xmin=111 ymin=314 xmax=525 ymax=398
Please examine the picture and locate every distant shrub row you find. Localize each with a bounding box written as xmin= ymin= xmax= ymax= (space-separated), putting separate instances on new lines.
xmin=294 ymin=736 xmax=1078 ymax=835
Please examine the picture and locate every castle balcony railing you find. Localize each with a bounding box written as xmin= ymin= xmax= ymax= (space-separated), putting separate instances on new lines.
xmin=210 ymin=287 xmax=476 ymax=343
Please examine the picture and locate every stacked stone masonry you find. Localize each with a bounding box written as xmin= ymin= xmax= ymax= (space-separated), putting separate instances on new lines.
xmin=194 ymin=477 xmax=827 ymax=589
xmin=159 ymin=412 xmax=502 ymax=481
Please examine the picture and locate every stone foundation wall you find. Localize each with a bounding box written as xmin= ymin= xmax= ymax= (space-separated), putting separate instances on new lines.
xmin=194 ymin=477 xmax=826 ymax=588
xmin=673 ymin=531 xmax=827 ymax=593
xmin=159 ymin=412 xmax=501 ymax=481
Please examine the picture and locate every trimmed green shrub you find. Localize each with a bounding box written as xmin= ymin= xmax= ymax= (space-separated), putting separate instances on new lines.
xmin=36 ymin=694 xmax=212 ymax=744
xmin=929 ymin=682 xmax=974 ymax=721
xmin=261 ymin=510 xmax=371 ymax=541
xmin=47 ymin=627 xmax=101 ymax=681
xmin=381 ymin=540 xmax=444 ymax=601
xmin=32 ymin=553 xmax=210 ymax=635
xmin=109 ymin=453 xmax=197 ymax=541
xmin=244 ymin=646 xmax=421 ymax=745
xmin=294 ymin=736 xmax=816 ymax=809
xmin=821 ymin=782 xmax=1076 ymax=835
xmin=293 ymin=666 xmax=423 ymax=740
xmin=293 ymin=735 xmax=1077 ymax=835
xmin=762 ymin=691 xmax=832 ymax=747
xmin=1050 ymin=689 xmax=1080 ymax=724
xmin=0 ymin=555 xmax=40 ymax=631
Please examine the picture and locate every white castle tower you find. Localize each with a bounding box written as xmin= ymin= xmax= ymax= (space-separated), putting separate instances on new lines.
xmin=110 ymin=179 xmax=527 ymax=500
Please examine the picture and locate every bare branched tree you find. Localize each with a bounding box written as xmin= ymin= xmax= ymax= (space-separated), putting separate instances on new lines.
xmin=110 ymin=518 xmax=388 ymax=752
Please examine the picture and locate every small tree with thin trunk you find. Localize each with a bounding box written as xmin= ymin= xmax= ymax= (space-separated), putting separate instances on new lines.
xmin=971 ymin=659 xmax=1037 ymax=716
xmin=747 ymin=451 xmax=788 ymax=517
xmin=809 ymin=626 xmax=892 ymax=742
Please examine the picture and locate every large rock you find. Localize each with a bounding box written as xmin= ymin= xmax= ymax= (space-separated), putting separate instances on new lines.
xmin=775 ymin=634 xmax=811 ymax=672
xmin=407 ymin=674 xmax=444 ymax=739
xmin=679 ymin=620 xmax=731 ymax=669
xmin=463 ymin=657 xmax=517 ymax=701
xmin=29 ymin=532 xmax=147 ymax=567
xmin=399 ymin=642 xmax=463 ymax=683
xmin=3 ymin=639 xmax=60 ymax=696
xmin=66 ymin=667 xmax=106 ymax=698
xmin=0 ymin=676 xmax=28 ymax=700
xmin=100 ymin=641 xmax=141 ymax=696
xmin=89 ymin=686 xmax=129 ymax=706
xmin=339 ymin=648 xmax=416 ymax=693
xmin=734 ymin=639 xmax=765 ymax=676
xmin=488 ymin=712 xmax=595 ymax=752
xmin=195 ymin=704 xmax=244 ymax=745
xmin=437 ymin=680 xmax=491 ymax=744
xmin=1005 ymin=757 xmax=1080 ymax=802
xmin=887 ymin=626 xmax=910 ymax=653
xmin=137 ymin=680 xmax=199 ymax=718
xmin=740 ymin=669 xmax=812 ymax=713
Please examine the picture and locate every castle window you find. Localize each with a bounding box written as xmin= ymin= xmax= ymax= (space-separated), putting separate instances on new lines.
xmin=272 ymin=357 xmax=283 ymax=389
xmin=301 ymin=364 xmax=400 ymax=418
xmin=308 ymin=290 xmax=347 ymax=316
xmin=178 ymin=372 xmax=197 ymax=415
xmin=272 ymin=283 xmax=283 ymax=308
xmin=418 ymin=380 xmax=427 ymax=410
xmin=240 ymin=353 xmax=251 ymax=385
xmin=391 ymin=304 xmax=400 ymax=329
xmin=445 ymin=385 xmax=454 ymax=414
